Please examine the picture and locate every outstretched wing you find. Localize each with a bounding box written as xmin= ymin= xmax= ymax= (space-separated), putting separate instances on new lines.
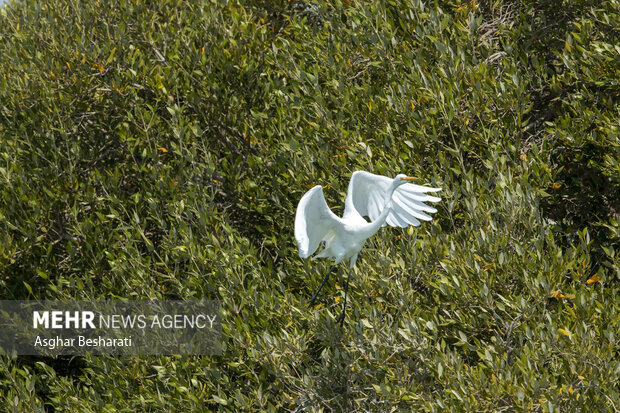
xmin=295 ymin=186 xmax=344 ymax=258
xmin=344 ymin=170 xmax=441 ymax=228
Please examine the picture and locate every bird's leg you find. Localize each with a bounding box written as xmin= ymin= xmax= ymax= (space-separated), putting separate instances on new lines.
xmin=309 ymin=264 xmax=335 ymax=306
xmin=336 ymin=267 xmax=351 ymax=326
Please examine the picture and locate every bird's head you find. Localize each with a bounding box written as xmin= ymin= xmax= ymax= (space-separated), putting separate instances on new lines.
xmin=394 ymin=174 xmax=417 ymax=186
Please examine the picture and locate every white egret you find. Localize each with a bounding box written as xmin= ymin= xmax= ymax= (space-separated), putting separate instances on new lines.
xmin=295 ymin=170 xmax=441 ymax=325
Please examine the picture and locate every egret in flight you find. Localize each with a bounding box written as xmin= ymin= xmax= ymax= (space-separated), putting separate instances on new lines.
xmin=295 ymin=171 xmax=441 ymax=325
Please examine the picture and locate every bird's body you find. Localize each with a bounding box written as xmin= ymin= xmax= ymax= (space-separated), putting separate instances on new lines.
xmin=295 ymin=170 xmax=441 ymax=324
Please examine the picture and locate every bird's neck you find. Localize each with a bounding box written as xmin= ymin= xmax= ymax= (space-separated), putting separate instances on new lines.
xmin=361 ymin=184 xmax=398 ymax=238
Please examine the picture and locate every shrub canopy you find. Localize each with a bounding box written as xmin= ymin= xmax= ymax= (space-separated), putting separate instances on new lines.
xmin=0 ymin=0 xmax=618 ymax=411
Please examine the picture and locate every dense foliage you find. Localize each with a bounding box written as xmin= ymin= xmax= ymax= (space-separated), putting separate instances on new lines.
xmin=0 ymin=0 xmax=618 ymax=411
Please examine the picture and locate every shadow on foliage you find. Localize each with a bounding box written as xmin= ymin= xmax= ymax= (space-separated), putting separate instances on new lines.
xmin=6 ymin=355 xmax=89 ymax=413
xmin=541 ymin=143 xmax=619 ymax=270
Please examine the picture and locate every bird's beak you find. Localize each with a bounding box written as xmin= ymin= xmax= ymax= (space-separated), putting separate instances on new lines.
xmin=402 ymin=176 xmax=418 ymax=181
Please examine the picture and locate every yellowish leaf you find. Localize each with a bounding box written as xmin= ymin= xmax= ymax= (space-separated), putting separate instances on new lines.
xmin=550 ymin=290 xmax=565 ymax=299
xmin=586 ymin=276 xmax=600 ymax=284
xmin=558 ymin=328 xmax=571 ymax=337
xmin=552 ymin=183 xmax=562 ymax=189
xmin=568 ymin=384 xmax=574 ymax=394
xmin=157 ymin=147 xmax=168 ymax=153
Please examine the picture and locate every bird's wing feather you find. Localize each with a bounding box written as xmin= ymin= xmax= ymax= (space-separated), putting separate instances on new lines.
xmin=399 ymin=184 xmax=442 ymax=203
xmin=344 ymin=170 xmax=441 ymax=228
xmin=295 ymin=185 xmax=344 ymax=258
xmin=368 ymin=190 xmax=383 ymax=220
xmin=344 ymin=171 xmax=391 ymax=219
xmin=393 ymin=193 xmax=429 ymax=222
xmin=396 ymin=191 xmax=438 ymax=213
